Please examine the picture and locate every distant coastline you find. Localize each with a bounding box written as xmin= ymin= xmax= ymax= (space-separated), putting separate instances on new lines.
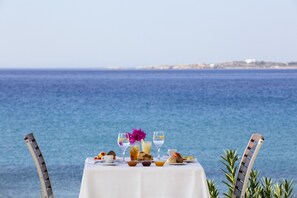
xmin=1 ymin=60 xmax=297 ymax=70
xmin=143 ymin=59 xmax=297 ymax=70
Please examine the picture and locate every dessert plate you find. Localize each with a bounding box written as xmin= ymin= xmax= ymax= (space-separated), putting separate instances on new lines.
xmin=101 ymin=162 xmax=117 ymax=166
xmin=87 ymin=158 xmax=103 ymax=164
xmin=169 ymin=162 xmax=187 ymax=165
xmin=184 ymin=159 xmax=197 ymax=163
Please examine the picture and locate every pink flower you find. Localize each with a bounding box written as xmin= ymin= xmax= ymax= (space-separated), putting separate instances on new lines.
xmin=127 ymin=128 xmax=146 ymax=144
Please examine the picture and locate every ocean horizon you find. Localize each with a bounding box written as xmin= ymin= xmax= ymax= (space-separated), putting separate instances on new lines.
xmin=1 ymin=69 xmax=297 ymax=197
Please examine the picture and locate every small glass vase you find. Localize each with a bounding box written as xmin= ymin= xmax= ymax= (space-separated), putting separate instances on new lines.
xmin=129 ymin=141 xmax=140 ymax=161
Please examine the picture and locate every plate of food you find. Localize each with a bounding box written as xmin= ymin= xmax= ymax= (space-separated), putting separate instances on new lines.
xmin=183 ymin=156 xmax=197 ymax=163
xmin=167 ymin=152 xmax=188 ymax=165
xmin=94 ymin=152 xmax=105 ymax=161
xmin=93 ymin=159 xmax=103 ymax=164
xmin=138 ymin=152 xmax=154 ymax=161
xmin=94 ymin=151 xmax=118 ymax=162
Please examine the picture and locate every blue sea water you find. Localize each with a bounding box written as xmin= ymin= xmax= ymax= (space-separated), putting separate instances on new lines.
xmin=0 ymin=69 xmax=297 ymax=197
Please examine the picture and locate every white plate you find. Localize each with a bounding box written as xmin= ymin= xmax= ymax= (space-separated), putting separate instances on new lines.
xmin=93 ymin=159 xmax=120 ymax=163
xmin=101 ymin=162 xmax=117 ymax=166
xmin=184 ymin=159 xmax=197 ymax=163
xmin=169 ymin=162 xmax=187 ymax=165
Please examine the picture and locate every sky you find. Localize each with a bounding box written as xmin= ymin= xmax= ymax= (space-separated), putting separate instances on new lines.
xmin=0 ymin=0 xmax=296 ymax=68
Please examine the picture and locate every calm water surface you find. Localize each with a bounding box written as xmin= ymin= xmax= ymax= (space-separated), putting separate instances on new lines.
xmin=0 ymin=70 xmax=297 ymax=197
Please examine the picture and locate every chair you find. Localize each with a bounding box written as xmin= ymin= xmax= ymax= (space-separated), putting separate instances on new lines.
xmin=24 ymin=133 xmax=54 ymax=198
xmin=232 ymin=134 xmax=264 ymax=198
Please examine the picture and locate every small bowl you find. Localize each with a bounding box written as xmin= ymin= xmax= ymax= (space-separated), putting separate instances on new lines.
xmin=127 ymin=161 xmax=138 ymax=167
xmin=141 ymin=161 xmax=152 ymax=167
xmin=154 ymin=161 xmax=166 ymax=167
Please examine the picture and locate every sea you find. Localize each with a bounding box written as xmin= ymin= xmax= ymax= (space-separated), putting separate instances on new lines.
xmin=0 ymin=69 xmax=296 ymax=197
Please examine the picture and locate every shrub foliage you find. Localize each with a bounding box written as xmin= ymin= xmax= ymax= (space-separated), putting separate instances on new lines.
xmin=208 ymin=149 xmax=295 ymax=198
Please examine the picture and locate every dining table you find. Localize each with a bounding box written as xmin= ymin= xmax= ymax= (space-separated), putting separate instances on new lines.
xmin=79 ymin=157 xmax=210 ymax=198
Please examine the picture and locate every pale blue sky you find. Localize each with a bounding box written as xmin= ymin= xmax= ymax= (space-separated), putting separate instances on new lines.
xmin=0 ymin=0 xmax=296 ymax=68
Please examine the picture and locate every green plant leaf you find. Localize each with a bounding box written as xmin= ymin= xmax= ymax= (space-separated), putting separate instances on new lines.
xmin=221 ymin=149 xmax=239 ymax=198
xmin=207 ymin=179 xmax=219 ymax=198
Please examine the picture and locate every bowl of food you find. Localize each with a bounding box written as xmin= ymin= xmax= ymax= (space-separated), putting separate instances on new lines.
xmin=127 ymin=161 xmax=138 ymax=167
xmin=141 ymin=161 xmax=152 ymax=167
xmin=154 ymin=161 xmax=166 ymax=167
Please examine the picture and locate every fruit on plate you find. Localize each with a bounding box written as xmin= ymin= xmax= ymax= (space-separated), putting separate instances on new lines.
xmin=183 ymin=156 xmax=195 ymax=161
xmin=167 ymin=152 xmax=183 ymax=163
xmin=107 ymin=151 xmax=116 ymax=159
xmin=94 ymin=151 xmax=106 ymax=160
xmin=99 ymin=151 xmax=106 ymax=157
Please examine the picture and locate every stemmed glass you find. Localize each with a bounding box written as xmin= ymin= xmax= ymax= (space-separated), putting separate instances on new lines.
xmin=153 ymin=131 xmax=165 ymax=159
xmin=117 ymin=133 xmax=129 ymax=163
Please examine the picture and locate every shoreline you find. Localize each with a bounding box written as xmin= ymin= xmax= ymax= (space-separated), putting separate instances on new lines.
xmin=1 ymin=68 xmax=297 ymax=71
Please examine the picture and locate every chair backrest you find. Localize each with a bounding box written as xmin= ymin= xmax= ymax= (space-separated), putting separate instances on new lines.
xmin=24 ymin=133 xmax=54 ymax=198
xmin=232 ymin=134 xmax=264 ymax=198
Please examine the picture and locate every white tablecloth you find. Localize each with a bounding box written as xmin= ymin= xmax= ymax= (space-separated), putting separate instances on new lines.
xmin=79 ymin=158 xmax=210 ymax=198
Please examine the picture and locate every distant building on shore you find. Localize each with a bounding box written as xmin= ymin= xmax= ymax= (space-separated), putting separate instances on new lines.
xmin=245 ymin=59 xmax=256 ymax=64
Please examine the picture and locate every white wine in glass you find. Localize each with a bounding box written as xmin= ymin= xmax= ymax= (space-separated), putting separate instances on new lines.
xmin=117 ymin=133 xmax=129 ymax=162
xmin=153 ymin=131 xmax=165 ymax=159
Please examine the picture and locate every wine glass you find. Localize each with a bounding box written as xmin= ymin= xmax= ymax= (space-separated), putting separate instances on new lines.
xmin=118 ymin=133 xmax=129 ymax=162
xmin=153 ymin=131 xmax=165 ymax=159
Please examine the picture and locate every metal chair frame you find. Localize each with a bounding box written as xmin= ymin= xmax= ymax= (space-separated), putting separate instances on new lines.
xmin=24 ymin=133 xmax=54 ymax=198
xmin=232 ymin=134 xmax=264 ymax=198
